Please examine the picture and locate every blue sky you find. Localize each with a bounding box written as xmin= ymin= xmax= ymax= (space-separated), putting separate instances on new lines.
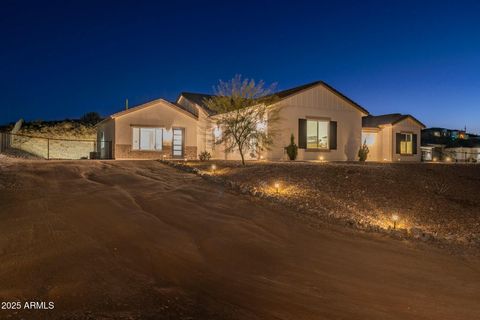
xmin=1 ymin=0 xmax=479 ymax=132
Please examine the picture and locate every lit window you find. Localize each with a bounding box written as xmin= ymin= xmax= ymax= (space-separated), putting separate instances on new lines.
xmin=306 ymin=120 xmax=329 ymax=149
xmin=213 ymin=126 xmax=222 ymax=142
xmin=132 ymin=127 xmax=163 ymax=151
xmin=362 ymin=132 xmax=376 ymax=146
xmin=400 ymin=133 xmax=413 ymax=155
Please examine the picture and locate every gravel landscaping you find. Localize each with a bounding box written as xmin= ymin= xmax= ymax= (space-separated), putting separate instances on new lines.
xmin=166 ymin=160 xmax=480 ymax=249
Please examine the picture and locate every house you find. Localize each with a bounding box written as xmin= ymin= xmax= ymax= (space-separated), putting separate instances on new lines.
xmin=420 ymin=127 xmax=480 ymax=162
xmin=361 ymin=113 xmax=426 ymax=162
xmin=97 ymin=81 xmax=425 ymax=162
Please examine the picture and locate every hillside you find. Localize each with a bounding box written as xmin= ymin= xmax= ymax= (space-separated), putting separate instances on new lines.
xmin=1 ymin=119 xmax=97 ymax=140
xmin=0 ymin=117 xmax=101 ymax=159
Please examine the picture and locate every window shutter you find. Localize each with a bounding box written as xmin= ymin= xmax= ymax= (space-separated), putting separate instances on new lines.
xmin=396 ymin=133 xmax=402 ymax=154
xmin=329 ymin=121 xmax=337 ymax=150
xmin=298 ymin=119 xmax=307 ymax=149
xmin=412 ymin=134 xmax=418 ymax=154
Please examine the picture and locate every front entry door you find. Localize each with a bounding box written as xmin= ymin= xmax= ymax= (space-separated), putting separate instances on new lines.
xmin=172 ymin=128 xmax=184 ymax=158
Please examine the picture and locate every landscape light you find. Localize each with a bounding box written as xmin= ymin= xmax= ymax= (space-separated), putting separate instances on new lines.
xmin=445 ymin=157 xmax=451 ymax=162
xmin=433 ymin=157 xmax=438 ymax=162
xmin=211 ymin=164 xmax=216 ymax=174
xmin=274 ymin=182 xmax=280 ymax=193
xmin=184 ymin=157 xmax=188 ymax=162
xmin=260 ymin=155 xmax=264 ymax=160
xmin=319 ymin=156 xmax=324 ymax=161
xmin=391 ymin=214 xmax=399 ymax=229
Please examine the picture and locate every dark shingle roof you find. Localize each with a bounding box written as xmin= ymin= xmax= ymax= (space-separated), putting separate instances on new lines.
xmin=180 ymin=81 xmax=369 ymax=115
xmin=363 ymin=113 xmax=426 ymax=128
xmin=179 ymin=92 xmax=216 ymax=115
xmin=170 ymin=101 xmax=199 ymax=117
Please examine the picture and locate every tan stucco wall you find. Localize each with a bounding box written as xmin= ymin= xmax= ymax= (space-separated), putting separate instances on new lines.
xmin=267 ymin=85 xmax=367 ymax=161
xmin=196 ymin=109 xmax=211 ymax=155
xmin=96 ymin=119 xmax=115 ymax=158
xmin=379 ymin=125 xmax=393 ymax=161
xmin=391 ymin=118 xmax=422 ymax=162
xmin=109 ymin=101 xmax=199 ymax=159
xmin=361 ymin=129 xmax=381 ymax=161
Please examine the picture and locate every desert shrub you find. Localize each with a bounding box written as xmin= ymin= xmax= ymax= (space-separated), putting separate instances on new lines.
xmin=285 ymin=133 xmax=298 ymax=160
xmin=80 ymin=112 xmax=103 ymax=125
xmin=199 ymin=151 xmax=212 ymax=161
xmin=358 ymin=140 xmax=369 ymax=162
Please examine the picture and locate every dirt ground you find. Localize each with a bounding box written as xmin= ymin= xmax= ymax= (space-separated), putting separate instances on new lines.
xmin=0 ymin=160 xmax=479 ymax=319
xmin=182 ymin=161 xmax=480 ymax=247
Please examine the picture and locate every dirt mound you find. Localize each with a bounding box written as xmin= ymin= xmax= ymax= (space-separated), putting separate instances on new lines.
xmin=180 ymin=161 xmax=480 ymax=248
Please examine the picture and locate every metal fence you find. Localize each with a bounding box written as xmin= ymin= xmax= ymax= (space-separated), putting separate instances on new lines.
xmin=0 ymin=132 xmax=112 ymax=160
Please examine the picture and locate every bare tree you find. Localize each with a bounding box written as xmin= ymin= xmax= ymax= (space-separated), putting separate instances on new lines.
xmin=204 ymin=75 xmax=280 ymax=165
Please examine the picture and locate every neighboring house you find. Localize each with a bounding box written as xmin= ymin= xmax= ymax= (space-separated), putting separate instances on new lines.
xmin=97 ymin=81 xmax=424 ymax=162
xmin=361 ymin=113 xmax=426 ymax=162
xmin=421 ymin=127 xmax=480 ymax=162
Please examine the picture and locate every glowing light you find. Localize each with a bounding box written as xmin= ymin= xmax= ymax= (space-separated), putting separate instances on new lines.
xmin=383 ymin=158 xmax=388 ymax=161
xmin=184 ymin=157 xmax=188 ymax=162
xmin=433 ymin=157 xmax=438 ymax=162
xmin=391 ymin=214 xmax=399 ymax=229
xmin=319 ymin=156 xmax=324 ymax=161
xmin=445 ymin=157 xmax=451 ymax=162
xmin=274 ymin=182 xmax=280 ymax=193
xmin=260 ymin=155 xmax=264 ymax=160
xmin=211 ymin=164 xmax=217 ymax=174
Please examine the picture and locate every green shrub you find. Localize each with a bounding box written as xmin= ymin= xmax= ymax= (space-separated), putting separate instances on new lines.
xmin=358 ymin=140 xmax=369 ymax=162
xmin=199 ymin=151 xmax=212 ymax=161
xmin=285 ymin=133 xmax=298 ymax=161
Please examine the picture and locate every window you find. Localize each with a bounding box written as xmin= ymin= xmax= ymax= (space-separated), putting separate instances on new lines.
xmin=306 ymin=120 xmax=329 ymax=149
xmin=362 ymin=132 xmax=376 ymax=147
xmin=132 ymin=127 xmax=163 ymax=151
xmin=213 ymin=126 xmax=222 ymax=142
xmin=399 ymin=133 xmax=413 ymax=154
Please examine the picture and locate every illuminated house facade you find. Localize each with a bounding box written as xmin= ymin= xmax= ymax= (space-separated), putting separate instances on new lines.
xmin=361 ymin=114 xmax=426 ymax=162
xmin=97 ymin=81 xmax=424 ymax=162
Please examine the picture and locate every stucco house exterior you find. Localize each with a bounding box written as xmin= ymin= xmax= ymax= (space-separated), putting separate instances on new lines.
xmin=97 ymin=81 xmax=425 ymax=162
xmin=361 ymin=113 xmax=426 ymax=162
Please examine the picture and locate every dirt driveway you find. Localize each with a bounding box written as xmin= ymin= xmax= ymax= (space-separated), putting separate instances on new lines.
xmin=0 ymin=160 xmax=479 ymax=319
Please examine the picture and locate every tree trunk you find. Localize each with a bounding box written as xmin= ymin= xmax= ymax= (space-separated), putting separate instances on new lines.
xmin=239 ymin=149 xmax=245 ymax=166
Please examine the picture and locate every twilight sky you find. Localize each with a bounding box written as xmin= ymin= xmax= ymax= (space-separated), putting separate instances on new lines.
xmin=1 ymin=0 xmax=479 ymax=132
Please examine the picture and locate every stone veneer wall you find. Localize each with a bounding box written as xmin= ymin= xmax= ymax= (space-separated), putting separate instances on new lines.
xmin=184 ymin=146 xmax=198 ymax=160
xmin=115 ymin=144 xmax=197 ymax=160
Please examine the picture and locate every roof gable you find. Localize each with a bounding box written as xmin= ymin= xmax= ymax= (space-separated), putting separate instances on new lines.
xmin=179 ymin=80 xmax=369 ymax=116
xmin=274 ymin=81 xmax=369 ymax=115
xmin=177 ymin=92 xmax=216 ymax=115
xmin=104 ymin=98 xmax=198 ymax=123
xmin=363 ymin=113 xmax=426 ymax=129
